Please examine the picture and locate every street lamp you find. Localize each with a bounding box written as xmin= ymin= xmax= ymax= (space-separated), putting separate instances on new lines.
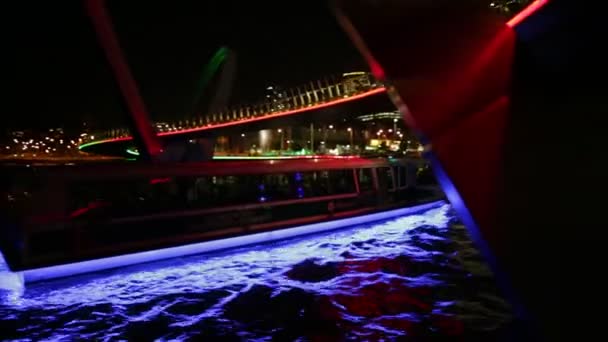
xmin=278 ymin=128 xmax=284 ymax=152
xmin=347 ymin=127 xmax=353 ymax=149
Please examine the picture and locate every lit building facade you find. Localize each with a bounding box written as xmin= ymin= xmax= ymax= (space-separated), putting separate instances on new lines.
xmin=265 ymin=85 xmax=288 ymax=113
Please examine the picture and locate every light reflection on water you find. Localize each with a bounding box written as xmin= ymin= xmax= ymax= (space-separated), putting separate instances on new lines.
xmin=0 ymin=203 xmax=513 ymax=340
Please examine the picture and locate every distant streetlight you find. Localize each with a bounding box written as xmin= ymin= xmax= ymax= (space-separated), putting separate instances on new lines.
xmin=241 ymin=133 xmax=245 ymax=137
xmin=328 ymin=125 xmax=334 ymax=129
xmin=347 ymin=127 xmax=353 ymax=148
xmin=393 ymin=118 xmax=398 ymax=133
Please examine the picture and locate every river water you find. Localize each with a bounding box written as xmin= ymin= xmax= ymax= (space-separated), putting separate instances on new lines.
xmin=0 ymin=202 xmax=513 ymax=340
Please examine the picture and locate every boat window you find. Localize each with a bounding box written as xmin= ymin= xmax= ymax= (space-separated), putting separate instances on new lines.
xmin=300 ymin=171 xmax=330 ymax=197
xmin=417 ymin=165 xmax=437 ymax=185
xmin=68 ymin=168 xmax=359 ymax=216
xmin=297 ymin=170 xmax=355 ymax=197
xmin=328 ymin=170 xmax=356 ymax=194
xmin=135 ymin=174 xmax=285 ymax=208
xmin=68 ymin=178 xmax=187 ymax=217
xmin=376 ymin=167 xmax=394 ymax=192
xmin=357 ymin=168 xmax=373 ymax=192
xmin=397 ymin=166 xmax=407 ymax=188
xmin=190 ymin=175 xmax=262 ymax=206
xmin=259 ymin=173 xmax=294 ymax=202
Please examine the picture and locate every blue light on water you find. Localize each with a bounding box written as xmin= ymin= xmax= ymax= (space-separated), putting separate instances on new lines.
xmin=0 ymin=201 xmax=512 ymax=340
xmin=423 ymin=153 xmax=526 ymax=319
xmin=0 ymin=253 xmax=23 ymax=300
xmin=1 ymin=202 xmax=450 ymax=307
xmin=16 ymin=201 xmax=444 ymax=284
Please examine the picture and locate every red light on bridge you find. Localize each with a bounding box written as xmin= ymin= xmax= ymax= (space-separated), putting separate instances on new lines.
xmin=506 ymin=0 xmax=549 ymax=28
xmin=79 ymin=87 xmax=387 ymax=151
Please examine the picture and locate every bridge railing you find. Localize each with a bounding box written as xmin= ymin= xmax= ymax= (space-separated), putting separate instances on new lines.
xmin=88 ymin=72 xmax=382 ymax=142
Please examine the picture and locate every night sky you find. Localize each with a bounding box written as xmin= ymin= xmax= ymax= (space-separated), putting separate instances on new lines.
xmin=5 ymin=1 xmax=366 ymax=131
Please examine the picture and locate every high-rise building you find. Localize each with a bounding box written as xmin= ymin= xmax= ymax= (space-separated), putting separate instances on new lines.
xmin=265 ymin=85 xmax=288 ymax=112
xmin=341 ymin=72 xmax=372 ymax=95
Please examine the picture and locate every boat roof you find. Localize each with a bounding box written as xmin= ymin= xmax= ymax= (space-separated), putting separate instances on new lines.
xmin=37 ymin=157 xmax=420 ymax=181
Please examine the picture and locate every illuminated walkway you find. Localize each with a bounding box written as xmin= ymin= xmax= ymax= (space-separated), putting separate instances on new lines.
xmin=79 ymin=72 xmax=387 ymax=153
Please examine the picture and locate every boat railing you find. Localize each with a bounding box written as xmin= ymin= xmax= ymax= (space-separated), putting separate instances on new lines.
xmin=10 ymin=158 xmax=426 ymax=226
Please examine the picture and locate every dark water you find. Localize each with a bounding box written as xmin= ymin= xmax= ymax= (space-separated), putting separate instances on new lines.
xmin=0 ymin=203 xmax=513 ymax=340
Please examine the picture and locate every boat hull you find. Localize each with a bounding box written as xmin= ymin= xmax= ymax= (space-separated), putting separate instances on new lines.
xmin=1 ymin=158 xmax=441 ymax=283
xmin=20 ymin=200 xmax=444 ymax=283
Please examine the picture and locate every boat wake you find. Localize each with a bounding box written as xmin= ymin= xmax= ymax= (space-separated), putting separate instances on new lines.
xmin=0 ymin=203 xmax=513 ymax=340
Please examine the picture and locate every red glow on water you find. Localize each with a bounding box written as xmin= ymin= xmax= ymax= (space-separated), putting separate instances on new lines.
xmin=303 ymin=256 xmax=466 ymax=338
xmin=69 ymin=201 xmax=108 ymax=218
xmin=149 ymin=177 xmax=172 ymax=185
xmin=507 ymin=0 xmax=549 ymax=28
xmin=70 ymin=207 xmax=92 ymax=218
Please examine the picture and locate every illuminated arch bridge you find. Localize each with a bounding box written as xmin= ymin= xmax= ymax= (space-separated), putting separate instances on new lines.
xmin=79 ymin=72 xmax=393 ymax=158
